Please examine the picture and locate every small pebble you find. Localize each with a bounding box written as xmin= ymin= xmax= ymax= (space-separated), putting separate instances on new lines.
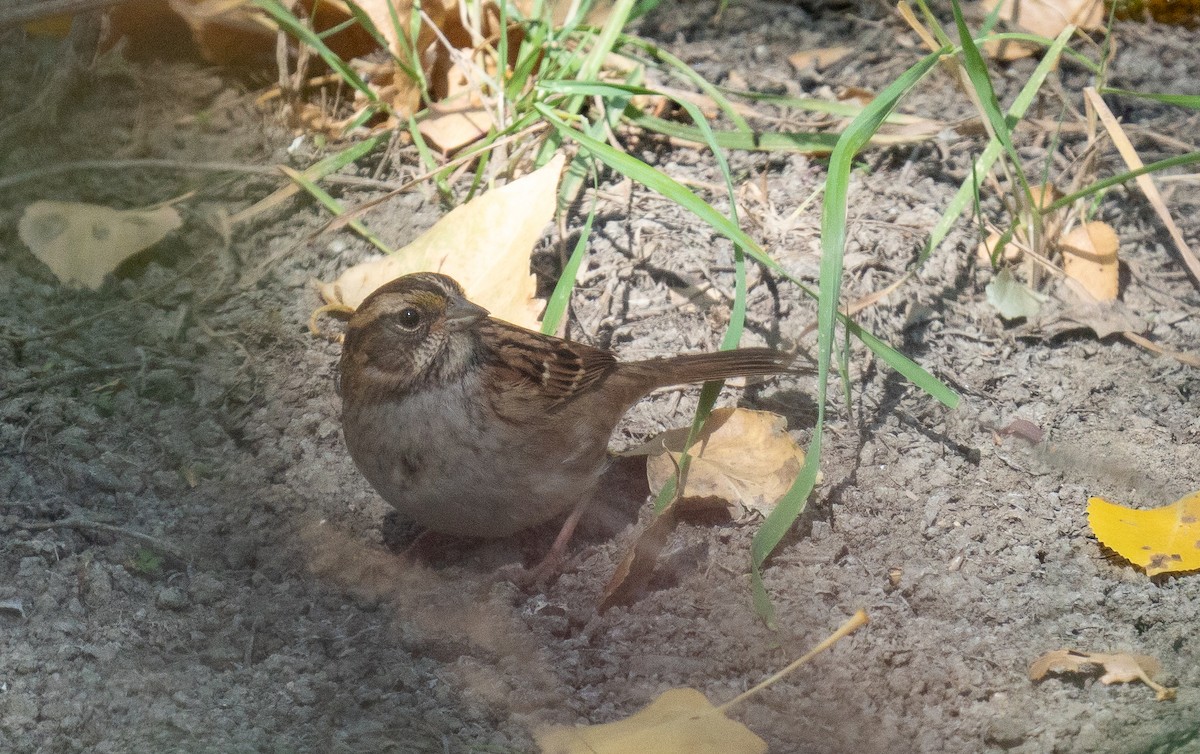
xmin=156 ymin=586 xmax=189 ymax=611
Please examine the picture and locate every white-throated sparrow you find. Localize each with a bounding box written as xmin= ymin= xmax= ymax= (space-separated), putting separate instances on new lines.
xmin=339 ymin=272 xmax=797 ymax=552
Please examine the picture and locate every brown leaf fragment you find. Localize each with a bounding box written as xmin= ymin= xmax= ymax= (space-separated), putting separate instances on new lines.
xmin=598 ymin=507 xmax=679 ymax=612
xmin=418 ymin=103 xmax=494 ymax=154
xmin=1029 ymin=649 xmax=1176 ymax=701
xmin=990 ymin=0 xmax=1106 ymax=36
xmin=1025 ymin=281 xmax=1145 ymax=340
xmin=995 ymin=418 xmax=1044 ymax=445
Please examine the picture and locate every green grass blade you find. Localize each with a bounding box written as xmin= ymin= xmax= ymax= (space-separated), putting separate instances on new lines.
xmin=343 ymin=0 xmax=425 ymax=85
xmin=921 ymin=24 xmax=1073 ymax=261
xmin=1046 ymin=150 xmax=1200 ymax=211
xmin=950 ymin=0 xmax=1031 ymax=199
xmin=283 ymin=168 xmax=391 ymax=253
xmin=407 ymin=114 xmax=453 ymax=202
xmin=715 ymin=89 xmax=928 ymax=122
xmin=541 ymin=198 xmax=596 ymax=335
xmin=306 ymin=131 xmax=390 ymax=177
xmin=1099 ymin=88 xmax=1200 ymax=109
xmin=750 ymin=44 xmax=953 ymax=627
xmin=536 ymin=104 xmax=775 ymax=266
xmin=627 ymin=111 xmax=841 ymax=153
xmin=615 ymin=36 xmax=752 ymax=133
xmin=252 ymin=0 xmax=380 ymax=105
xmin=535 ymin=102 xmax=957 ymax=409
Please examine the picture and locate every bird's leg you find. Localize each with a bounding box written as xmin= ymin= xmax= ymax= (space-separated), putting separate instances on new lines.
xmin=517 ymin=497 xmax=593 ymax=587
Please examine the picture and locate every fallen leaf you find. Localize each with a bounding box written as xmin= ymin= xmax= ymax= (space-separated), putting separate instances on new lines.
xmin=837 ymin=86 xmax=875 ymax=106
xmin=598 ymin=506 xmax=679 ymax=612
xmin=982 ymin=0 xmax=1105 ymax=59
xmin=1029 ymin=648 xmax=1176 ymax=701
xmin=994 ymin=418 xmax=1044 ymax=445
xmin=418 ymin=102 xmax=494 ymax=154
xmin=534 ymin=687 xmax=768 ymax=754
xmin=1061 ymin=221 xmax=1119 ymax=301
xmin=165 ymin=0 xmax=276 ymax=65
xmin=601 ymin=408 xmax=804 ymax=610
xmin=986 ymin=267 xmax=1047 ymax=320
xmin=633 ymin=408 xmax=806 ymax=518
xmin=1087 ymin=490 xmax=1200 ymax=576
xmin=990 ymin=0 xmax=1106 ymax=36
xmin=788 ymin=46 xmax=853 ymax=71
xmin=317 ymin=153 xmax=565 ymax=329
xmin=18 ymin=201 xmax=182 ymax=289
xmin=976 ymin=230 xmax=1022 ymax=264
xmin=538 ymin=610 xmax=869 ymax=751
xmin=1024 ymin=281 xmax=1145 ymax=339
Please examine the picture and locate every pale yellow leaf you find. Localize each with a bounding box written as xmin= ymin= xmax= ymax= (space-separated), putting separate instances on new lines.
xmin=18 ymin=201 xmax=182 ymax=290
xmin=633 ymin=407 xmax=805 ymax=517
xmin=317 ymin=152 xmax=565 ymax=329
xmin=976 ymin=230 xmax=1022 ymax=264
xmin=1061 ymin=221 xmax=1119 ymax=302
xmin=989 ymin=0 xmax=1105 ymax=36
xmin=787 ymin=46 xmax=853 ymax=71
xmin=534 ymin=687 xmax=767 ymax=754
xmin=418 ymin=103 xmax=493 ymax=154
xmin=1029 ymin=648 xmax=1175 ymax=700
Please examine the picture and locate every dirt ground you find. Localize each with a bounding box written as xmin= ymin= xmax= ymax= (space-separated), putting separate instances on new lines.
xmin=2 ymin=2 xmax=1199 ymax=752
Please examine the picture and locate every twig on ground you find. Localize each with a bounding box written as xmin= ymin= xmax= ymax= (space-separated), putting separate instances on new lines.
xmin=13 ymin=516 xmax=189 ymax=561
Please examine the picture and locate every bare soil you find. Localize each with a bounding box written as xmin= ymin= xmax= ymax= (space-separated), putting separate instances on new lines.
xmin=2 ymin=3 xmax=1199 ymax=753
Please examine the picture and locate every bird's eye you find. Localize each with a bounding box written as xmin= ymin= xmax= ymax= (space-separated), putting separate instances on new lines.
xmin=397 ymin=307 xmax=422 ymax=329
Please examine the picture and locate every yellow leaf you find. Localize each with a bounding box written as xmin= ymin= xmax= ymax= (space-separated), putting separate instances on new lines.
xmin=1061 ymin=221 xmax=1119 ymax=302
xmin=1087 ymin=490 xmax=1200 ymax=576
xmin=18 ymin=201 xmax=182 ymax=290
xmin=317 ymin=153 xmax=565 ymax=329
xmin=534 ymin=688 xmax=767 ymax=754
xmin=633 ymin=407 xmax=805 ymax=517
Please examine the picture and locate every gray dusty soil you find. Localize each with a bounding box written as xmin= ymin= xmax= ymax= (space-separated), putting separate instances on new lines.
xmin=2 ymin=2 xmax=1199 ymax=752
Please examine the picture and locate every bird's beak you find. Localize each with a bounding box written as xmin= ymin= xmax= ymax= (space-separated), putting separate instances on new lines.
xmin=443 ymin=295 xmax=490 ymax=331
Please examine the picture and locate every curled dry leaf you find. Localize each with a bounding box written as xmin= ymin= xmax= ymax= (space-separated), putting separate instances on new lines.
xmin=316 ymin=153 xmax=564 ymax=330
xmin=534 ymin=687 xmax=768 ymax=754
xmin=18 ymin=201 xmax=182 ymax=290
xmin=634 ymin=407 xmax=806 ymax=518
xmin=1088 ymin=490 xmax=1200 ymax=576
xmin=1060 ymin=221 xmax=1119 ymax=302
xmin=1029 ymin=649 xmax=1176 ymax=701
